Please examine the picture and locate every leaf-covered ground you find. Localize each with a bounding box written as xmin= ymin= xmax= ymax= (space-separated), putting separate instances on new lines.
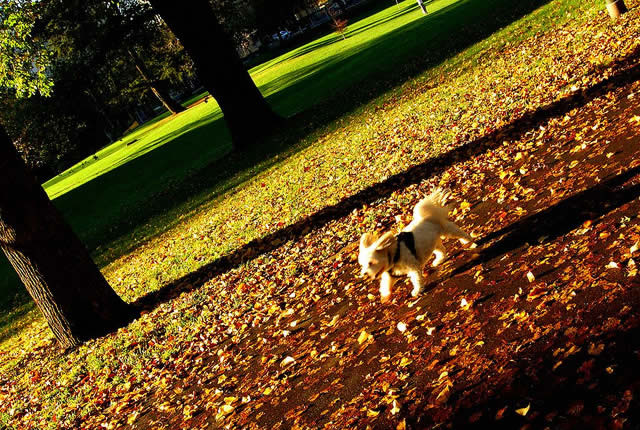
xmin=2 ymin=1 xmax=640 ymax=428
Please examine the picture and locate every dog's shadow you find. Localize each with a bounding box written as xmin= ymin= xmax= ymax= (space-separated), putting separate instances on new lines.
xmin=421 ymin=165 xmax=640 ymax=291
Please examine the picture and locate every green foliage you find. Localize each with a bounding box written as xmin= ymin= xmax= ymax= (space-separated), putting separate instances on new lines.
xmin=0 ymin=0 xmax=54 ymax=97
xmin=0 ymin=0 xmax=197 ymax=178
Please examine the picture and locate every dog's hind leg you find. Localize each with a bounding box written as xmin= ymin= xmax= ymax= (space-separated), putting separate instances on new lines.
xmin=408 ymin=270 xmax=425 ymax=297
xmin=432 ymin=240 xmax=447 ymax=267
xmin=379 ymin=272 xmax=396 ymax=303
xmin=441 ymin=220 xmax=473 ymax=244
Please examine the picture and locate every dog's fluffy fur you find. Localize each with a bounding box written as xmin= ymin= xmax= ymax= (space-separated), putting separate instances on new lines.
xmin=358 ymin=189 xmax=473 ymax=302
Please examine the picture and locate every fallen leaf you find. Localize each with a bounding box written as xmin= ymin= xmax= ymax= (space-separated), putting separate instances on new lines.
xmin=526 ymin=271 xmax=535 ymax=282
xmin=516 ymin=403 xmax=530 ymax=416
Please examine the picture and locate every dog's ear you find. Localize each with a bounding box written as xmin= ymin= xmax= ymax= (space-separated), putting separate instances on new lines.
xmin=360 ymin=232 xmax=377 ymax=251
xmin=375 ymin=232 xmax=395 ymax=251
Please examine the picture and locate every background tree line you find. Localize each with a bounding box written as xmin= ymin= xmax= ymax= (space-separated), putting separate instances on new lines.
xmin=0 ymin=0 xmax=329 ymax=182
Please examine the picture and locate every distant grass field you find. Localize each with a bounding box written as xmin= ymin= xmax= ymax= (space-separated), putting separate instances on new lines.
xmin=0 ymin=0 xmax=554 ymax=311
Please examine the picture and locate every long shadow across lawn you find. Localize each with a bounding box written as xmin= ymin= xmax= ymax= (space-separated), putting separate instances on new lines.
xmin=261 ymin=1 xmax=419 ymax=78
xmin=254 ymin=0 xmax=416 ymax=71
xmin=442 ymin=299 xmax=640 ymax=429
xmin=428 ymin=164 xmax=640 ymax=289
xmin=132 ymin=46 xmax=640 ymax=311
xmin=97 ymin=0 xmax=559 ymax=254
xmin=8 ymin=0 xmax=552 ymax=275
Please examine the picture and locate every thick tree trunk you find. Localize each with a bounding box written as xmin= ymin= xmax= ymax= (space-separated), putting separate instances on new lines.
xmin=0 ymin=125 xmax=136 ymax=349
xmin=605 ymin=0 xmax=627 ymax=19
xmin=148 ymin=0 xmax=282 ymax=149
xmin=128 ymin=49 xmax=186 ymax=115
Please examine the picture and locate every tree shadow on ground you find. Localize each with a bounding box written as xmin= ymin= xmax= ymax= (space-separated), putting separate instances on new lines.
xmin=131 ymin=46 xmax=640 ymax=312
xmin=252 ymin=0 xmax=414 ymax=72
xmin=341 ymin=2 xmax=418 ymax=39
xmin=30 ymin=0 xmax=557 ymax=272
xmin=440 ymin=165 xmax=640 ymax=282
xmin=94 ymin=0 xmax=573 ymax=271
xmin=441 ymin=308 xmax=640 ymax=429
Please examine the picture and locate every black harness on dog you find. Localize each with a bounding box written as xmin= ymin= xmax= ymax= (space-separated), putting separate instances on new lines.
xmin=386 ymin=232 xmax=418 ymax=278
xmin=394 ymin=232 xmax=417 ymax=262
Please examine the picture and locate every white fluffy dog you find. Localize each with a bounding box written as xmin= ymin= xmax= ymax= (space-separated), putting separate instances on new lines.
xmin=358 ymin=189 xmax=473 ymax=302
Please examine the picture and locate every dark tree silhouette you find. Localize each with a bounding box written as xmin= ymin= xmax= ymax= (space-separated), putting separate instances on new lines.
xmin=128 ymin=48 xmax=185 ymax=115
xmin=148 ymin=0 xmax=282 ymax=149
xmin=0 ymin=125 xmax=136 ymax=349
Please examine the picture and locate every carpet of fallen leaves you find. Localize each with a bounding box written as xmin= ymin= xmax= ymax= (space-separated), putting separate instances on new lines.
xmin=2 ymin=1 xmax=640 ymax=429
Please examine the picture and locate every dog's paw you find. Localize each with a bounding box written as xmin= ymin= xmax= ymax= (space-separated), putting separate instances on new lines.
xmin=380 ymin=284 xmax=392 ymax=303
xmin=411 ymin=286 xmax=423 ymax=297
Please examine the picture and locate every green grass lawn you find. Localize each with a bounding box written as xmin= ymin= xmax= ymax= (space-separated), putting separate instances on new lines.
xmin=0 ymin=0 xmax=558 ymax=311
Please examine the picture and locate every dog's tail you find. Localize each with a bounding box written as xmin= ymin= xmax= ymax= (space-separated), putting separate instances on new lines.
xmin=413 ymin=188 xmax=452 ymax=224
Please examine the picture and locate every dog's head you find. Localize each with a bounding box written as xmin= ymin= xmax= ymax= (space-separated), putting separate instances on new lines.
xmin=358 ymin=231 xmax=396 ymax=279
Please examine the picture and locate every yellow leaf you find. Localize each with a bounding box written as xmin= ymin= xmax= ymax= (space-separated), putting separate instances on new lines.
xmin=183 ymin=405 xmax=196 ymax=419
xmin=515 ymin=404 xmax=530 ymax=416
xmin=526 ymin=271 xmax=535 ymax=282
xmin=280 ymin=356 xmax=296 ymax=367
xmin=358 ymin=330 xmax=372 ymax=344
xmin=435 ymin=385 xmax=451 ymax=404
xmin=399 ymin=357 xmax=413 ymax=367
xmin=127 ymin=411 xmax=139 ymax=425
xmin=216 ymin=404 xmax=235 ymax=421
xmin=391 ymin=400 xmax=401 ymax=415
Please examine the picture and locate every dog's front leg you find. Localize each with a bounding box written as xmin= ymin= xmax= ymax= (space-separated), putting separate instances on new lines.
xmin=408 ymin=270 xmax=425 ymax=297
xmin=379 ymin=272 xmax=396 ymax=303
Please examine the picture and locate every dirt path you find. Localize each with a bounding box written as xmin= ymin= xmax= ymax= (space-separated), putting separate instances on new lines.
xmin=125 ymin=41 xmax=640 ymax=430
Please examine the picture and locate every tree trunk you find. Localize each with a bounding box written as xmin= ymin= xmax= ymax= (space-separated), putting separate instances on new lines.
xmin=0 ymin=125 xmax=137 ymax=349
xmin=128 ymin=49 xmax=186 ymax=115
xmin=147 ymin=0 xmax=282 ymax=149
xmin=605 ymin=0 xmax=627 ymax=19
